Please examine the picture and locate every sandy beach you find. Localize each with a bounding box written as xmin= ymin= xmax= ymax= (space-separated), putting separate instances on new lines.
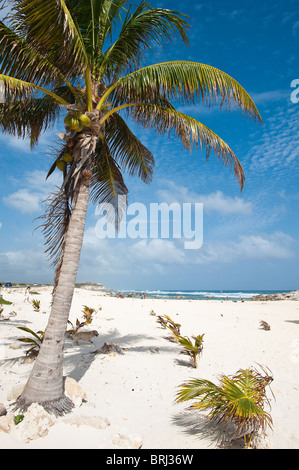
xmin=0 ymin=285 xmax=298 ymax=449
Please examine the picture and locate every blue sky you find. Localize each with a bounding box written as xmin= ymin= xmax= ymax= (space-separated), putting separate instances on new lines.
xmin=0 ymin=0 xmax=298 ymax=291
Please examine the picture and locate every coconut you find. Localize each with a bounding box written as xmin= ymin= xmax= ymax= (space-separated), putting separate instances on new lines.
xmin=62 ymin=153 xmax=73 ymax=163
xmin=56 ymin=160 xmax=66 ymax=171
xmin=79 ymin=114 xmax=91 ymax=127
xmin=64 ymin=115 xmax=80 ymax=130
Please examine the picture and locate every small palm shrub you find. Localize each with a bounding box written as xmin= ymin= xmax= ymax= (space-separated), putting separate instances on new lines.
xmin=17 ymin=327 xmax=45 ymax=356
xmin=32 ymin=299 xmax=41 ymax=312
xmin=82 ymin=305 xmax=96 ymax=324
xmin=178 ymin=334 xmax=204 ymax=367
xmin=164 ymin=315 xmax=181 ymax=340
xmin=66 ymin=305 xmax=97 ymax=337
xmin=176 ymin=366 xmax=274 ymax=447
xmin=66 ymin=318 xmax=86 ymax=336
xmin=156 ymin=315 xmax=168 ymax=328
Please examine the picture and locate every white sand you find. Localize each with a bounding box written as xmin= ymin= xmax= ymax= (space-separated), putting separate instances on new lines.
xmin=0 ymin=286 xmax=299 ymax=449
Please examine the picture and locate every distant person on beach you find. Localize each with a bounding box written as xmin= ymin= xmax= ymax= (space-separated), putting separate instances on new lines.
xmin=24 ymin=286 xmax=31 ymax=303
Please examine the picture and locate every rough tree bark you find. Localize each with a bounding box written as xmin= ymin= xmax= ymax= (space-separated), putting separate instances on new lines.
xmin=16 ymin=170 xmax=92 ymax=415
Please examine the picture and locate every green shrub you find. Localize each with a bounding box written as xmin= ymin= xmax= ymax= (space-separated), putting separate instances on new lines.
xmin=176 ymin=366 xmax=274 ymax=447
xmin=178 ymin=334 xmax=204 ymax=368
xmin=32 ymin=299 xmax=41 ymax=312
xmin=17 ymin=327 xmax=45 ymax=356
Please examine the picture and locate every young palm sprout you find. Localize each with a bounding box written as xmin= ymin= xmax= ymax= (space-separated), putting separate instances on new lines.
xmin=176 ymin=365 xmax=274 ymax=447
xmin=177 ymin=334 xmax=204 ymax=367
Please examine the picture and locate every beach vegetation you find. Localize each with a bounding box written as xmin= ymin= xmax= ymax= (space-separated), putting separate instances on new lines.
xmin=176 ymin=365 xmax=274 ymax=447
xmin=0 ymin=298 xmax=12 ymax=305
xmin=164 ymin=315 xmax=181 ymax=340
xmin=177 ymin=334 xmax=204 ymax=367
xmin=66 ymin=318 xmax=86 ymax=337
xmin=66 ymin=305 xmax=98 ymax=336
xmin=32 ymin=299 xmax=41 ymax=312
xmin=82 ymin=305 xmax=96 ymax=324
xmin=1 ymin=0 xmax=262 ymax=415
xmin=17 ymin=327 xmax=45 ymax=357
xmin=14 ymin=414 xmax=25 ymax=425
xmin=260 ymin=320 xmax=270 ymax=331
xmin=156 ymin=315 xmax=168 ymax=328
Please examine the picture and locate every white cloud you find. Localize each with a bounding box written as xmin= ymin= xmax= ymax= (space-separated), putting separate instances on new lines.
xmin=3 ymin=189 xmax=42 ymax=213
xmin=79 ymin=226 xmax=187 ymax=281
xmin=156 ymin=182 xmax=252 ymax=215
xmin=81 ymin=223 xmax=294 ymax=277
xmin=249 ymin=90 xmax=290 ymax=104
xmin=0 ymin=248 xmax=52 ymax=283
xmin=3 ymin=170 xmax=62 ymax=214
xmin=248 ymin=105 xmax=299 ymax=173
xmin=194 ymin=232 xmax=294 ymax=265
xmin=131 ymin=239 xmax=185 ymax=265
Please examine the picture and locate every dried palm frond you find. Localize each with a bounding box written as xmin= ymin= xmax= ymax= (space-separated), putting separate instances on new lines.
xmin=37 ymin=188 xmax=72 ymax=270
xmin=260 ymin=320 xmax=271 ymax=331
xmin=156 ymin=315 xmax=168 ymax=328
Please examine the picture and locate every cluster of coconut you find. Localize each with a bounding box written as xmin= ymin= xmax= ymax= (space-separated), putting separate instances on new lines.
xmin=56 ymin=113 xmax=91 ymax=171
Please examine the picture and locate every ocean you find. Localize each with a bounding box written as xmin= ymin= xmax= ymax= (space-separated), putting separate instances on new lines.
xmin=120 ymin=289 xmax=290 ymax=300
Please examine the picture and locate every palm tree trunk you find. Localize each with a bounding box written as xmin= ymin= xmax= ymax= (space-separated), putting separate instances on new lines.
xmin=16 ymin=170 xmax=92 ymax=416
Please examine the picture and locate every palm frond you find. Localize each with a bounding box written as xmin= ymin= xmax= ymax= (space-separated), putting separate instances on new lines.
xmin=0 ymin=20 xmax=78 ymax=95
xmin=0 ymin=95 xmax=60 ymax=146
xmin=9 ymin=0 xmax=89 ymax=76
xmin=0 ymin=73 xmax=69 ymax=105
xmin=105 ymin=112 xmax=155 ymax=183
xmin=112 ymin=61 xmax=263 ymax=123
xmin=130 ymin=103 xmax=245 ymax=189
xmin=99 ymin=1 xmax=190 ymax=77
xmin=176 ymin=366 xmax=274 ymax=446
xmin=176 ymin=377 xmax=219 ymax=404
xmin=37 ymin=186 xmax=72 ymax=268
xmin=90 ymin=139 xmax=128 ymax=226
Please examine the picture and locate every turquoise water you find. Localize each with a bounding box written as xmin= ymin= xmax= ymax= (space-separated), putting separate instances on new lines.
xmin=120 ymin=289 xmax=290 ymax=300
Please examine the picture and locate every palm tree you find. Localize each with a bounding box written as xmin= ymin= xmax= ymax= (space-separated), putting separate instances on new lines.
xmin=0 ymin=0 xmax=262 ymax=415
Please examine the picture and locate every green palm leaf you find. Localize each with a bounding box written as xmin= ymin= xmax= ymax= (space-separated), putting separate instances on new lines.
xmin=0 ymin=73 xmax=69 ymax=105
xmin=9 ymin=0 xmax=89 ymax=75
xmin=0 ymin=20 xmax=78 ymax=95
xmin=130 ymin=103 xmax=245 ymax=189
xmin=176 ymin=377 xmax=220 ymax=404
xmin=90 ymin=139 xmax=128 ymax=226
xmin=176 ymin=367 xmax=274 ymax=446
xmin=0 ymin=95 xmax=60 ymax=146
xmin=105 ymin=112 xmax=155 ymax=183
xmin=99 ymin=1 xmax=190 ymax=77
xmin=107 ymin=61 xmax=262 ymax=123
